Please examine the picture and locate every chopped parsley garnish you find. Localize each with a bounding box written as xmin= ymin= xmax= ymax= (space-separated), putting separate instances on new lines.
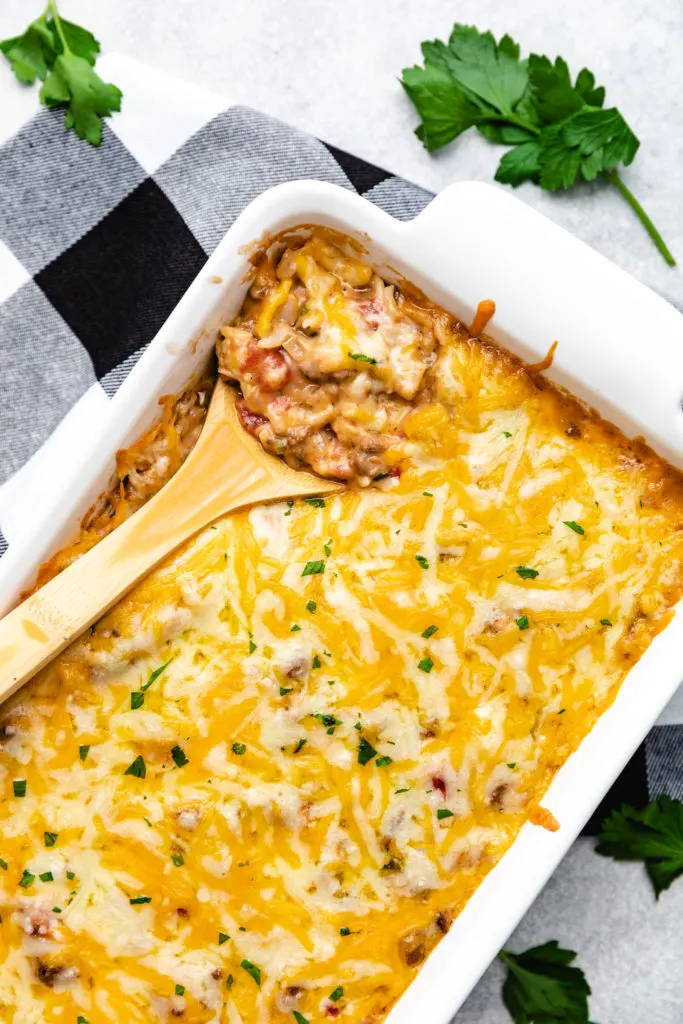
xmin=306 ymin=600 xmax=317 ymax=612
xmin=376 ymin=756 xmax=393 ymax=767
xmin=515 ymin=565 xmax=539 ymax=580
xmin=249 ymin=636 xmax=257 ymax=654
xmin=324 ymin=540 xmax=332 ymax=556
xmin=130 ymin=691 xmax=144 ymax=710
xmin=53 ymin=906 xmax=62 ymax=913
xmin=39 ymin=871 xmax=54 ymax=882
xmin=171 ymin=745 xmax=189 ymax=768
xmin=290 ymin=623 xmax=301 ymax=632
xmin=329 ymin=986 xmax=344 ymax=1001
xmin=423 ymin=491 xmax=433 ymax=497
xmin=44 ymin=832 xmax=58 ymax=848
xmin=77 ymin=1018 xmax=91 ymax=1024
xmin=175 ymin=984 xmax=185 ymax=996
xmin=312 ymin=713 xmax=342 ymax=729
xmin=507 ymin=763 xmax=517 ymax=769
xmin=129 ymin=895 xmax=152 ymax=905
xmin=0 ymin=858 xmax=7 ymax=870
xmin=312 ymin=654 xmax=322 ymax=669
xmin=500 ymin=941 xmax=594 ymax=1022
xmin=226 ymin=973 xmax=234 ymax=989
xmin=340 ymin=927 xmax=351 ymax=936
xmin=421 ymin=624 xmax=438 ymax=638
xmin=437 ymin=808 xmax=454 ymax=820
xmin=601 ymin=618 xmax=613 ymax=627
xmin=302 ymin=559 xmax=325 ymax=576
xmin=142 ymin=660 xmax=172 ymax=691
xmin=218 ymin=931 xmax=230 ymax=945
xmin=558 ymin=708 xmax=566 ymax=715
xmin=13 ymin=780 xmax=26 ymax=798
xmin=171 ymin=853 xmax=184 ymax=867
xmin=304 ymin=497 xmax=326 ymax=507
xmin=563 ymin=520 xmax=585 ymax=535
xmin=66 ymin=870 xmax=75 ymax=880
xmin=395 ymin=788 xmax=410 ymax=794
xmin=358 ymin=736 xmax=378 ymax=765
xmin=293 ymin=1013 xmax=309 ymax=1024
xmin=516 ymin=615 xmax=529 ymax=630
xmin=293 ymin=738 xmax=307 ymax=754
xmin=124 ymin=755 xmax=146 ymax=778
xmin=241 ymin=959 xmax=261 ymax=986
xmin=415 ymin=554 xmax=429 ymax=569
xmin=280 ymin=686 xmax=293 ymax=696
xmin=503 ymin=431 xmax=512 ymax=438
xmin=418 ymin=656 xmax=434 ymax=673
xmin=19 ymin=870 xmax=34 ymax=889
xmin=349 ymin=352 xmax=377 ymax=363
xmin=231 ymin=743 xmax=246 ymax=756
xmin=79 ymin=745 xmax=90 ymax=762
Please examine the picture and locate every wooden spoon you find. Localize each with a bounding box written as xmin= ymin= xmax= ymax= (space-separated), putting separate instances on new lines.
xmin=0 ymin=379 xmax=343 ymax=703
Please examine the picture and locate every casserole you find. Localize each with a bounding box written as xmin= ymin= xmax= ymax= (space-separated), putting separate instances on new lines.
xmin=1 ymin=180 xmax=683 ymax=1019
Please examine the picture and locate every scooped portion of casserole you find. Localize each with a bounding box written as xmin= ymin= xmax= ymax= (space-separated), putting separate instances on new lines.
xmin=2 ymin=227 xmax=683 ymax=1024
xmin=217 ymin=230 xmax=447 ymax=484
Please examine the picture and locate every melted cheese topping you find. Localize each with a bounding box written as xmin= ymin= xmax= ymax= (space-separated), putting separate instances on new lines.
xmin=3 ymin=241 xmax=683 ymax=1023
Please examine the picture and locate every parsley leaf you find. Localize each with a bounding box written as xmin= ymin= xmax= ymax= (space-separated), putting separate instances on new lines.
xmin=0 ymin=2 xmax=122 ymax=147
xmin=124 ymin=755 xmax=146 ymax=779
xmin=358 ymin=736 xmax=378 ymax=765
xmin=231 ymin=742 xmax=247 ymax=756
xmin=422 ymin=624 xmax=439 ymax=639
xmin=500 ymin=940 xmax=593 ymax=1023
xmin=415 ymin=554 xmax=430 ymax=569
xmin=516 ymin=565 xmax=539 ymax=580
xmin=516 ymin=615 xmax=529 ymax=630
xmin=79 ymin=744 xmax=90 ymax=762
xmin=303 ymin=497 xmax=326 ymax=508
xmin=302 ymin=559 xmax=325 ymax=576
xmin=293 ymin=1013 xmax=309 ymax=1024
xmin=563 ymin=520 xmax=585 ymax=535
xmin=596 ymin=796 xmax=683 ymax=897
xmin=142 ymin=660 xmax=172 ymax=691
xmin=418 ymin=656 xmax=434 ymax=673
xmin=241 ymin=958 xmax=261 ymax=986
xmin=171 ymin=745 xmax=189 ymax=768
xmin=349 ymin=352 xmax=377 ymax=363
xmin=401 ymin=24 xmax=675 ymax=266
xmin=44 ymin=832 xmax=58 ymax=848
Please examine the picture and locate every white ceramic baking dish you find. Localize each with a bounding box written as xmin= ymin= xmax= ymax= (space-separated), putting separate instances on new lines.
xmin=2 ymin=179 xmax=683 ymax=1022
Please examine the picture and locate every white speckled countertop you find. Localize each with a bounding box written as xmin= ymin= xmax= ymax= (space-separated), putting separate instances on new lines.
xmin=1 ymin=1 xmax=682 ymax=1020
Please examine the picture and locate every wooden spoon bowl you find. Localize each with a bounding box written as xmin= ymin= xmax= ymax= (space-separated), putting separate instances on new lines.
xmin=0 ymin=380 xmax=343 ymax=702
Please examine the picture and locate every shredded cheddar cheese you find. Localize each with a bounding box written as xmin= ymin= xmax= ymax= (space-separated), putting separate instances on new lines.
xmin=3 ymin=231 xmax=683 ymax=1024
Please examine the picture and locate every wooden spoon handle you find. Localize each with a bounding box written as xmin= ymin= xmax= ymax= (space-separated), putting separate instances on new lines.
xmin=0 ymin=443 xmax=279 ymax=702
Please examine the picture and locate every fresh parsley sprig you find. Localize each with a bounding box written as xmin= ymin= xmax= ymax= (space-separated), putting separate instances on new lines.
xmin=401 ymin=24 xmax=675 ymax=266
xmin=596 ymin=795 xmax=683 ymax=898
xmin=0 ymin=2 xmax=121 ymax=146
xmin=500 ymin=941 xmax=596 ymax=1023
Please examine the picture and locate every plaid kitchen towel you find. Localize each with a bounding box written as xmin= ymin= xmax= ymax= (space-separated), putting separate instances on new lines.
xmin=0 ymin=53 xmax=680 ymax=816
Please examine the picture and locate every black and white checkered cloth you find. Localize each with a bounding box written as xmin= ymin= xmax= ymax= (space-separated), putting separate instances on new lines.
xmin=0 ymin=55 xmax=681 ymax=819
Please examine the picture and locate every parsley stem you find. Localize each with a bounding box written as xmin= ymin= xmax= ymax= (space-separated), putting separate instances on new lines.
xmin=47 ymin=1 xmax=68 ymax=52
xmin=607 ymin=170 xmax=676 ymax=267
